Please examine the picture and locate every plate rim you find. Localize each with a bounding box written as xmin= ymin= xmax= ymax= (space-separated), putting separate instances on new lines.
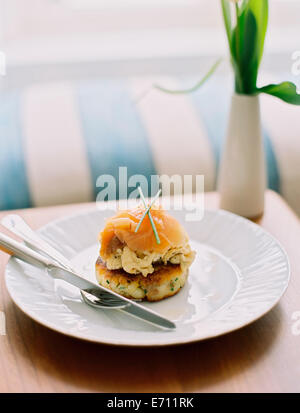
xmin=5 ymin=207 xmax=291 ymax=347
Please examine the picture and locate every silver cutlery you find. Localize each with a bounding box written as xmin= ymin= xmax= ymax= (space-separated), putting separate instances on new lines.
xmin=1 ymin=214 xmax=73 ymax=270
xmin=0 ymin=216 xmax=176 ymax=330
xmin=2 ymin=214 xmax=128 ymax=309
xmin=1 ymin=215 xmax=126 ymax=309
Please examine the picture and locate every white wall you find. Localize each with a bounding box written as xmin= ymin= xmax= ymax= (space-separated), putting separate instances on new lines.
xmin=0 ymin=0 xmax=299 ymax=66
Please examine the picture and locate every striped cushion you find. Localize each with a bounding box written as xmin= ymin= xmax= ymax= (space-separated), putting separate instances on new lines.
xmin=0 ymin=75 xmax=299 ymax=213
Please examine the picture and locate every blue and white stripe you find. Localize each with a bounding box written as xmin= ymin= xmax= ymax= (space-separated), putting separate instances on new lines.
xmin=77 ymin=79 xmax=156 ymax=200
xmin=22 ymin=83 xmax=93 ymax=207
xmin=0 ymin=91 xmax=32 ymax=210
xmin=0 ymin=75 xmax=298 ymax=214
xmin=131 ymin=76 xmax=216 ymax=191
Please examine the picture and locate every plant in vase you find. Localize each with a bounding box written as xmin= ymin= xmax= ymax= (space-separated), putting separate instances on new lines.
xmin=154 ymin=0 xmax=300 ymax=219
xmin=219 ymin=0 xmax=300 ymax=218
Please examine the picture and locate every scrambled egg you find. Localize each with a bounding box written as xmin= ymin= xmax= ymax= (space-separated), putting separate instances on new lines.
xmin=104 ymin=243 xmax=195 ymax=277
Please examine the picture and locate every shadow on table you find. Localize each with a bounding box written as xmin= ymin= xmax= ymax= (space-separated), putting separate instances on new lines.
xmin=10 ymin=302 xmax=283 ymax=392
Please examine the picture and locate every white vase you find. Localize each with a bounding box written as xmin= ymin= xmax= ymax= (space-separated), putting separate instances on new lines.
xmin=218 ymin=93 xmax=266 ymax=219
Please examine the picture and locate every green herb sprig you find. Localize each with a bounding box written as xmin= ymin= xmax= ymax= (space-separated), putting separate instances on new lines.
xmin=135 ymin=187 xmax=161 ymax=245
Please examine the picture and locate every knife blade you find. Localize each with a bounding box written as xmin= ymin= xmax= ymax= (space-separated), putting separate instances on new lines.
xmin=48 ymin=266 xmax=176 ymax=330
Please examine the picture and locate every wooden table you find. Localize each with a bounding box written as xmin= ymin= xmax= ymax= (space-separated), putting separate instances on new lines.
xmin=0 ymin=190 xmax=299 ymax=393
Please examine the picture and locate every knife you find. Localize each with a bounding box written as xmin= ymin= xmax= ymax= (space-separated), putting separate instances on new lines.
xmin=0 ymin=231 xmax=176 ymax=330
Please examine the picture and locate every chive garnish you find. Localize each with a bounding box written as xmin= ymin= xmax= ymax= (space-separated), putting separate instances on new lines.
xmin=106 ymin=280 xmax=110 ymax=284
xmin=135 ymin=188 xmax=161 ymax=234
xmin=135 ymin=187 xmax=161 ymax=245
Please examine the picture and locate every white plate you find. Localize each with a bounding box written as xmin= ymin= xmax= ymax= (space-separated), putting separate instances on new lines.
xmin=5 ymin=208 xmax=290 ymax=347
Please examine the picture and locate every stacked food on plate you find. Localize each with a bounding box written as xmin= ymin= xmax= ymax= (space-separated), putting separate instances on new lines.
xmin=96 ymin=190 xmax=195 ymax=302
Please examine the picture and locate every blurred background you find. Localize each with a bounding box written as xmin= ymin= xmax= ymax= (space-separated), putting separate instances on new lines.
xmin=0 ymin=0 xmax=299 ymax=213
xmin=0 ymin=0 xmax=298 ymax=84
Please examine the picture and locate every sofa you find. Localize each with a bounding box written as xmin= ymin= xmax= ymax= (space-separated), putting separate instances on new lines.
xmin=1 ymin=72 xmax=299 ymax=214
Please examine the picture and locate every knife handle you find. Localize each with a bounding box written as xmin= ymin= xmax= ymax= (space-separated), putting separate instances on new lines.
xmin=1 ymin=214 xmax=73 ymax=271
xmin=0 ymin=232 xmax=53 ymax=268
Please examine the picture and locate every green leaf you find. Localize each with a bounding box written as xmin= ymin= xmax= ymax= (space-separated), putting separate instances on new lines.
xmin=257 ymin=81 xmax=300 ymax=105
xmin=238 ymin=0 xmax=249 ymax=16
xmin=153 ymin=58 xmax=222 ymax=94
xmin=241 ymin=0 xmax=268 ymax=93
xmin=248 ymin=0 xmax=268 ymax=65
xmin=238 ymin=7 xmax=258 ymax=93
xmin=221 ymin=0 xmax=232 ymax=54
xmin=226 ymin=0 xmax=268 ymax=95
xmin=231 ymin=6 xmax=256 ymax=94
